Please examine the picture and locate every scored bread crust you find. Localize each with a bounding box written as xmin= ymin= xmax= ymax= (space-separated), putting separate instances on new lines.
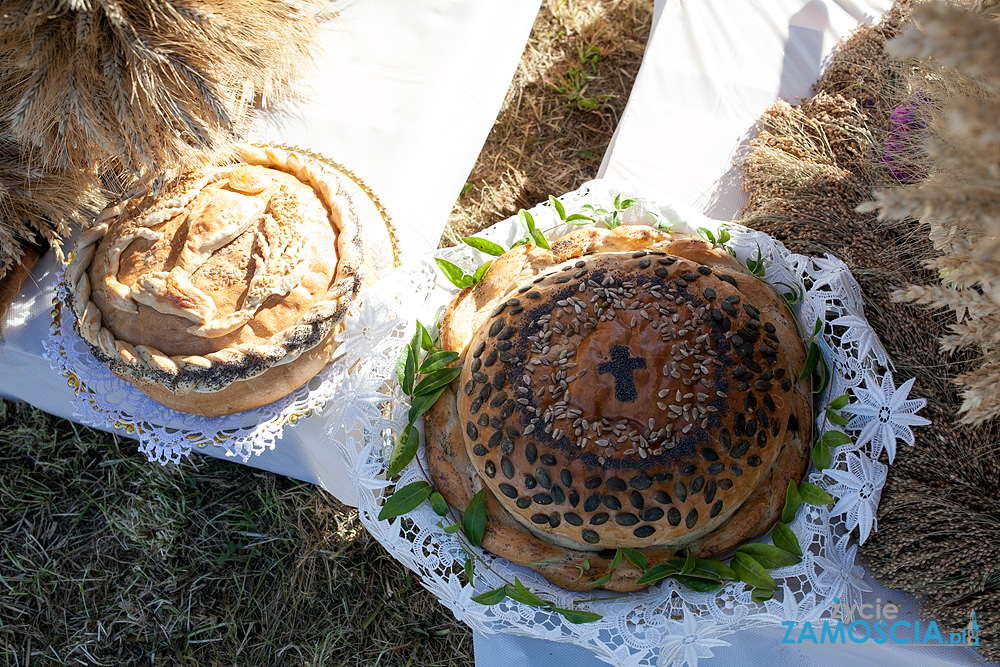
xmin=425 ymin=226 xmax=811 ymax=591
xmin=64 ymin=145 xmax=373 ymax=416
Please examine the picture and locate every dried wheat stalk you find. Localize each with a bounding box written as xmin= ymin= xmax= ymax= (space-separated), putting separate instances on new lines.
xmin=1 ymin=0 xmax=322 ymax=176
xmin=0 ymin=129 xmax=102 ymax=270
xmin=864 ymin=2 xmax=1000 ymax=424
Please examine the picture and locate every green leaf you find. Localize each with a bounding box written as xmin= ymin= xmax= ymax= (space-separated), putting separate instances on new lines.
xmin=775 ymin=281 xmax=803 ymax=305
xmin=572 ymin=559 xmax=591 ymax=583
xmin=814 ymin=356 xmax=831 ymax=394
xmin=434 ymin=304 xmax=447 ymax=335
xmin=518 ymin=209 xmax=536 ymax=233
xmin=462 ymin=236 xmax=506 ymax=257
xmin=732 ymin=552 xmax=776 ymax=591
xmin=717 ymin=227 xmax=731 ymax=244
xmin=585 ymin=572 xmax=614 ymax=589
xmin=610 ymin=548 xmax=624 ymax=572
xmin=820 ymin=430 xmax=852 ymax=448
xmin=464 ymin=556 xmax=475 ymax=583
xmin=413 ymin=366 xmax=463 ymax=396
xmin=772 ymin=522 xmax=802 ymax=558
xmin=697 ymin=227 xmax=717 ymax=245
xmin=507 ymin=578 xmax=547 ymax=607
xmin=408 ymin=385 xmax=447 ymax=423
xmin=781 ymin=479 xmax=802 ymax=524
xmin=397 ymin=343 xmax=414 ymax=393
xmin=471 ymin=585 xmax=509 ymax=605
xmin=799 ymin=342 xmax=820 ymax=381
xmin=736 ymin=543 xmax=802 ymax=568
xmin=691 ymin=558 xmax=737 ymax=581
xmin=812 ymin=317 xmax=824 ymax=339
xmin=440 ymin=522 xmax=461 ymax=534
xmin=565 ymin=213 xmax=594 ymax=223
xmin=548 ymin=195 xmax=567 ymax=221
xmin=462 ymin=489 xmax=487 ymax=547
xmin=530 ymin=226 xmax=551 ymax=250
xmin=635 ymin=562 xmax=681 ymax=586
xmin=620 ymin=548 xmax=648 ymax=572
xmin=829 ymin=394 xmax=851 ymax=410
xmin=429 ymin=492 xmax=449 ymax=517
xmin=745 ymin=245 xmax=765 ymax=277
xmin=613 ymin=194 xmax=636 ymax=210
xmin=674 ymin=575 xmax=725 ymax=593
xmin=472 ymin=260 xmax=493 ymax=283
xmin=799 ymin=482 xmax=835 ymax=506
xmin=751 ymin=587 xmax=775 ymax=602
xmin=510 ymin=238 xmax=530 ymax=248
xmin=680 ymin=548 xmax=695 ymax=574
xmin=408 ymin=323 xmax=423 ymax=356
xmin=551 ymin=608 xmax=603 ymax=624
xmin=408 ymin=344 xmax=422 ymax=389
xmin=401 ymin=349 xmax=417 ymax=396
xmin=385 ymin=424 xmax=419 ymax=479
xmin=435 ymin=258 xmax=474 ymax=289
xmin=415 ymin=320 xmax=433 ymax=351
xmin=826 ymin=408 xmax=849 ymax=426
xmin=377 ymin=480 xmax=433 ymax=521
xmin=418 ymin=350 xmax=460 ymax=374
xmin=811 ymin=441 xmax=831 ymax=470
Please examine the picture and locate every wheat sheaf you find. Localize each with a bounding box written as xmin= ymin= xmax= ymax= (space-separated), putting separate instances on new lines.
xmin=1 ymin=0 xmax=322 ymax=173
xmin=864 ymin=1 xmax=1000 ymax=424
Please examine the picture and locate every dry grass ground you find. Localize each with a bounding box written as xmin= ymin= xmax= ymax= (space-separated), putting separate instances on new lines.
xmin=442 ymin=0 xmax=652 ymax=246
xmin=0 ymin=2 xmax=652 ymax=665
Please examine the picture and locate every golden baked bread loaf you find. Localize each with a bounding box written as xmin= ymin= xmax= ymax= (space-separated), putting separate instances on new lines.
xmin=425 ymin=225 xmax=812 ymax=591
xmin=65 ymin=145 xmax=377 ymax=416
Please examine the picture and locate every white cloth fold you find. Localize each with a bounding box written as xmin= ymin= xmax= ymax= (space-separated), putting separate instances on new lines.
xmin=599 ymin=0 xmax=892 ymax=221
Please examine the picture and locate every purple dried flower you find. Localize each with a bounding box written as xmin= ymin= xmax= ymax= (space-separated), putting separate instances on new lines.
xmin=883 ymin=91 xmax=930 ymax=183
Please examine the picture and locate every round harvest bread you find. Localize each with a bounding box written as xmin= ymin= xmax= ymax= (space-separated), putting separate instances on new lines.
xmin=425 ymin=225 xmax=812 ymax=591
xmin=65 ymin=145 xmax=377 ymax=416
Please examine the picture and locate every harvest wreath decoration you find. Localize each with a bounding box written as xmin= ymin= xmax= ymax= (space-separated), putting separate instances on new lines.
xmin=354 ymin=183 xmax=929 ymax=650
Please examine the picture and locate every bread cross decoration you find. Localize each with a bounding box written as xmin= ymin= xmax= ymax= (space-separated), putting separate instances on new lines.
xmin=598 ymin=345 xmax=646 ymax=402
xmin=104 ymin=165 xmax=311 ymax=338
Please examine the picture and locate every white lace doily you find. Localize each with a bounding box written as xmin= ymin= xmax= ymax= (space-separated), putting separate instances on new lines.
xmin=43 ymin=154 xmax=398 ymax=464
xmin=325 ymin=179 xmax=929 ymax=667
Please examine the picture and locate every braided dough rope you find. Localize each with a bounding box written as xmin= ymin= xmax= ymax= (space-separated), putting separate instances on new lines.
xmin=64 ymin=144 xmax=366 ymax=397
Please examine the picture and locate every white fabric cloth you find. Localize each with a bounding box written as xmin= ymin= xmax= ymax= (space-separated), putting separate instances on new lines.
xmin=599 ymin=0 xmax=892 ymax=221
xmin=0 ymin=0 xmax=542 ymax=506
xmin=474 ymin=578 xmax=986 ymax=666
xmin=475 ymin=0 xmax=996 ymax=665
xmin=249 ymin=0 xmax=541 ymax=254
